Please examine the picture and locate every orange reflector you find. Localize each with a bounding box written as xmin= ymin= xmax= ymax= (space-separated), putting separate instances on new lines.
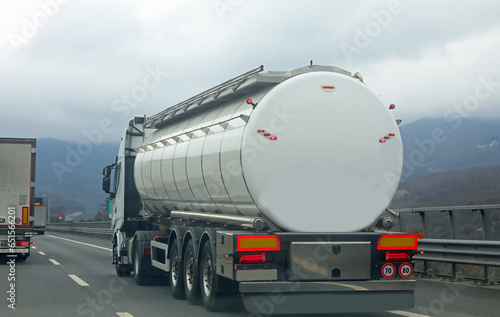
xmin=378 ymin=235 xmax=418 ymax=250
xmin=22 ymin=207 xmax=29 ymax=225
xmin=237 ymin=235 xmax=280 ymax=251
xmin=143 ymin=248 xmax=151 ymax=255
xmin=417 ymin=233 xmax=425 ymax=239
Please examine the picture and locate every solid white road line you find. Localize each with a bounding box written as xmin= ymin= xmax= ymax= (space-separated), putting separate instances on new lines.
xmin=46 ymin=234 xmax=112 ymax=251
xmin=389 ymin=310 xmax=431 ymax=317
xmin=49 ymin=259 xmax=60 ymax=265
xmin=38 ymin=251 xmax=46 ymax=255
xmin=68 ymin=274 xmax=89 ymax=286
xmin=116 ymin=313 xmax=134 ymax=317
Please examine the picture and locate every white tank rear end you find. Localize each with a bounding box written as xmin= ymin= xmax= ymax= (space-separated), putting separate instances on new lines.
xmin=134 ymin=66 xmax=402 ymax=232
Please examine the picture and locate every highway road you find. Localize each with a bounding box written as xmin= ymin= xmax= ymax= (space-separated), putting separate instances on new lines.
xmin=1 ymin=232 xmax=499 ymax=317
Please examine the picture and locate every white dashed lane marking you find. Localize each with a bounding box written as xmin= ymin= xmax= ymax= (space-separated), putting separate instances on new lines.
xmin=49 ymin=259 xmax=60 ymax=265
xmin=46 ymin=234 xmax=111 ymax=251
xmin=68 ymin=274 xmax=89 ymax=286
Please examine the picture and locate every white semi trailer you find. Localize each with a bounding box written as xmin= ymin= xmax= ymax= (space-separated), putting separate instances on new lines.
xmin=103 ymin=65 xmax=419 ymax=314
xmin=0 ymin=138 xmax=36 ymax=261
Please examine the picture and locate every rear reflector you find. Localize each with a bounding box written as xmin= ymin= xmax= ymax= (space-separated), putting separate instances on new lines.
xmin=239 ymin=252 xmax=266 ymax=264
xmin=385 ymin=251 xmax=411 ymax=261
xmin=22 ymin=207 xmax=29 ymax=225
xmin=143 ymin=248 xmax=151 ymax=255
xmin=378 ymin=234 xmax=418 ymax=250
xmin=237 ymin=235 xmax=280 ymax=251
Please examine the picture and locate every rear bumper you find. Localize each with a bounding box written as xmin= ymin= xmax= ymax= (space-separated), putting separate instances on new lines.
xmin=0 ymin=248 xmax=30 ymax=254
xmin=241 ymin=280 xmax=415 ymax=314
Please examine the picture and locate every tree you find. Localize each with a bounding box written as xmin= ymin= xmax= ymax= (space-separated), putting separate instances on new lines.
xmin=94 ymin=196 xmax=112 ymax=221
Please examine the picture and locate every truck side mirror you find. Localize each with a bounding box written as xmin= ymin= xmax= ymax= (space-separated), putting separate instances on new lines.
xmin=103 ymin=166 xmax=112 ymax=177
xmin=102 ymin=175 xmax=111 ymax=193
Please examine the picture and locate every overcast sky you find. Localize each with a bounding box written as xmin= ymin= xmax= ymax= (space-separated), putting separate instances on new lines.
xmin=1 ymin=0 xmax=499 ymax=142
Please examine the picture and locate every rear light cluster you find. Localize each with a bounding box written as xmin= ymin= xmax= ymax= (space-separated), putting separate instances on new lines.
xmin=236 ymin=235 xmax=280 ymax=264
xmin=16 ymin=241 xmax=29 ymax=247
xmin=239 ymin=252 xmax=266 ymax=264
xmin=378 ymin=234 xmax=418 ymax=279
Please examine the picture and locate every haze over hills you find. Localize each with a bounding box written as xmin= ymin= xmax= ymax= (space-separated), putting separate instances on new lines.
xmin=33 ymin=118 xmax=500 ymax=221
xmin=35 ymin=138 xmax=118 ymax=221
xmin=399 ymin=117 xmax=500 ymax=181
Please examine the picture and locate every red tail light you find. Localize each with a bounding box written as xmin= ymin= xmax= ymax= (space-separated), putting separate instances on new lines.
xmin=16 ymin=241 xmax=29 ymax=247
xmin=385 ymin=251 xmax=411 ymax=262
xmin=239 ymin=252 xmax=266 ymax=264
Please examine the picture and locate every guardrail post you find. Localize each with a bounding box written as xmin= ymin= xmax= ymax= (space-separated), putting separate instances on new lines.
xmin=481 ymin=209 xmax=495 ymax=284
xmin=420 ymin=211 xmax=433 ymax=277
xmin=448 ymin=210 xmax=463 ymax=281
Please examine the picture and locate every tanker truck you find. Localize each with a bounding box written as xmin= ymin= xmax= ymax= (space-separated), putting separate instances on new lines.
xmin=102 ymin=65 xmax=418 ymax=314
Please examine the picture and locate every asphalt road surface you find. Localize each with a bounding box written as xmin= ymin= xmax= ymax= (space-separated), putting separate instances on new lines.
xmin=1 ymin=232 xmax=499 ymax=317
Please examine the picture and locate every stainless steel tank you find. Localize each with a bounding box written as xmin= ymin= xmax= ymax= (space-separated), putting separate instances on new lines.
xmin=134 ymin=66 xmax=402 ymax=232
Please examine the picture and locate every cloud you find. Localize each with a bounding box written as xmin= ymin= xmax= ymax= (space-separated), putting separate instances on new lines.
xmin=0 ymin=0 xmax=499 ymax=141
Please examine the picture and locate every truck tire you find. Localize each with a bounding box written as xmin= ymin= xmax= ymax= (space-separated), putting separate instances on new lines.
xmin=113 ymin=244 xmax=128 ymax=277
xmin=169 ymin=239 xmax=185 ymax=299
xmin=200 ymin=241 xmax=224 ymax=311
xmin=133 ymin=239 xmax=149 ymax=285
xmin=183 ymin=241 xmax=201 ymax=305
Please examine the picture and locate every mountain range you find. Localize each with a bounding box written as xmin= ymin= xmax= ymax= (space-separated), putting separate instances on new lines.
xmin=33 ymin=118 xmax=500 ymax=221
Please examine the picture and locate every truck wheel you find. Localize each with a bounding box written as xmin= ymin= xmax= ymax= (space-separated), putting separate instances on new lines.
xmin=200 ymin=241 xmax=224 ymax=311
xmin=183 ymin=242 xmax=201 ymax=305
xmin=115 ymin=262 xmax=124 ymax=277
xmin=114 ymin=244 xmax=130 ymax=277
xmin=133 ymin=240 xmax=149 ymax=285
xmin=169 ymin=240 xmax=185 ymax=299
xmin=114 ymin=244 xmax=124 ymax=277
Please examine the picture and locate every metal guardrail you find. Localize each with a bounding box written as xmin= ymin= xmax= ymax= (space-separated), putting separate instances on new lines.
xmin=395 ymin=204 xmax=500 ymax=284
xmin=47 ymin=205 xmax=500 ymax=283
xmin=46 ymin=221 xmax=112 ymax=238
xmin=415 ymin=239 xmax=500 ymax=267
